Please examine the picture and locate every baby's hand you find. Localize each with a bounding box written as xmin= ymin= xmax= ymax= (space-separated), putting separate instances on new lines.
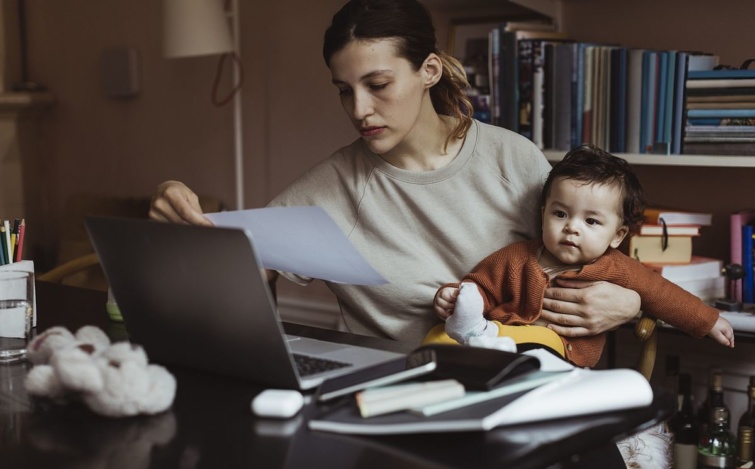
xmin=708 ymin=316 xmax=735 ymax=348
xmin=434 ymin=286 xmax=459 ymax=320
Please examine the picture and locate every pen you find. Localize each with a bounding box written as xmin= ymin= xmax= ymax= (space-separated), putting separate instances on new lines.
xmin=14 ymin=219 xmax=25 ymax=262
xmin=10 ymin=218 xmax=19 ymax=260
xmin=0 ymin=227 xmax=5 ymax=266
xmin=3 ymin=220 xmax=11 ymax=264
xmin=0 ymin=224 xmax=7 ymax=265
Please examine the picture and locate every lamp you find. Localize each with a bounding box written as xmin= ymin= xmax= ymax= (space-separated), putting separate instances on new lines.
xmin=163 ymin=0 xmax=233 ymax=58
xmin=162 ymin=0 xmax=245 ymax=210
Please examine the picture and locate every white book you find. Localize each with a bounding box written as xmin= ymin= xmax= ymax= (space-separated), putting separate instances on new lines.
xmin=356 ymin=380 xmax=465 ymax=418
xmin=645 ymin=257 xmax=723 ymax=282
xmin=674 ymin=275 xmax=726 ymax=301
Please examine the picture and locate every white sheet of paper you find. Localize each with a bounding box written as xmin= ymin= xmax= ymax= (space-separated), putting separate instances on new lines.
xmin=206 ymin=207 xmax=387 ymax=285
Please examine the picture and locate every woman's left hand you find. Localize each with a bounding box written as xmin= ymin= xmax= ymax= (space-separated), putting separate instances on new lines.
xmin=539 ymin=279 xmax=641 ymax=337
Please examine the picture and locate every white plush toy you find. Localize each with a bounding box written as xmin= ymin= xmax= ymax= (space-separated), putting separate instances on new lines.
xmin=25 ymin=325 xmax=177 ymax=418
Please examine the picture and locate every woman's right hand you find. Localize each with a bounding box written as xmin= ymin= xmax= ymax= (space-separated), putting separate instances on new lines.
xmin=149 ymin=180 xmax=213 ymax=226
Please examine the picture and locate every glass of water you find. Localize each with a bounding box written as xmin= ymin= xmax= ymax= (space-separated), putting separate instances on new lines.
xmin=0 ymin=270 xmax=34 ymax=363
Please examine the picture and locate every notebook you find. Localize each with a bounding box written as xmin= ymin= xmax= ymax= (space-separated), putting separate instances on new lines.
xmin=84 ymin=216 xmax=403 ymax=390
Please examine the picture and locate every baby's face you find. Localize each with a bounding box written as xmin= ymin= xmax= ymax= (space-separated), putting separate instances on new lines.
xmin=541 ymin=177 xmax=628 ymax=265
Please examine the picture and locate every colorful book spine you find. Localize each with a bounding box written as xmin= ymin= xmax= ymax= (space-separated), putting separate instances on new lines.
xmin=687 ymin=109 xmax=755 ymax=119
xmin=729 ymin=213 xmax=755 ymax=298
xmin=743 ymin=224 xmax=754 ymax=303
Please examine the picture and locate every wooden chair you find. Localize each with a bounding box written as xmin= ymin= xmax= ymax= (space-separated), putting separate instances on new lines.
xmin=634 ymin=314 xmax=659 ymax=381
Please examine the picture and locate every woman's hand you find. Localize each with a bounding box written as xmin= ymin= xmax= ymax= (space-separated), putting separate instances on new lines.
xmin=434 ymin=286 xmax=459 ymax=320
xmin=149 ymin=180 xmax=213 ymax=226
xmin=540 ymin=278 xmax=641 ymax=337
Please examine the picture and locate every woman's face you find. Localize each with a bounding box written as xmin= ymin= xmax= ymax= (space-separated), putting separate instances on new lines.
xmin=329 ymin=39 xmax=434 ymax=156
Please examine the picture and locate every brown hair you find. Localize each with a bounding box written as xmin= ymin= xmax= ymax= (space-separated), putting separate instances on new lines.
xmin=542 ymin=144 xmax=647 ymax=232
xmin=322 ymin=0 xmax=473 ymax=149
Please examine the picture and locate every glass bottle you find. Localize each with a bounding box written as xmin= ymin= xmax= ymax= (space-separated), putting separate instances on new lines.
xmin=669 ymin=373 xmax=698 ymax=469
xmin=737 ymin=427 xmax=753 ymax=468
xmin=666 ymin=354 xmax=681 ymax=413
xmin=737 ymin=376 xmax=755 ymax=465
xmin=699 ymin=368 xmax=729 ymax=436
xmin=698 ymin=407 xmax=737 ymax=468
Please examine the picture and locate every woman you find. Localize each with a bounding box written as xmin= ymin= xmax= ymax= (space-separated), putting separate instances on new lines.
xmin=150 ymin=0 xmax=640 ymax=346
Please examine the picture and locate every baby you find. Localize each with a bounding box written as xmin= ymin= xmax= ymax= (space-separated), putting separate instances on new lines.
xmin=428 ymin=144 xmax=733 ymax=367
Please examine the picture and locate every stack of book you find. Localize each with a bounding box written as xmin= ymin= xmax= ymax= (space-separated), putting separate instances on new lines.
xmin=628 ymin=208 xmax=725 ymax=301
xmin=683 ymin=67 xmax=755 ymax=156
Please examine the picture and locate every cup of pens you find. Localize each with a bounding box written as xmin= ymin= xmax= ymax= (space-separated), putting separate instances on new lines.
xmin=0 ymin=218 xmax=25 ymax=265
xmin=0 ymin=270 xmax=34 ymax=363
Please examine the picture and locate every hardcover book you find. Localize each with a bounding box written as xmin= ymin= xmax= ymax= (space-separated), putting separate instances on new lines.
xmin=643 ymin=207 xmax=713 ymax=226
xmin=644 ymin=256 xmax=723 ymax=282
xmin=637 ymin=224 xmax=700 ymax=236
xmin=628 ymin=234 xmax=693 ymax=264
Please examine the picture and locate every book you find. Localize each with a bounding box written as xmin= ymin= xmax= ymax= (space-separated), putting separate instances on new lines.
xmin=609 ymin=47 xmax=628 ymax=153
xmin=743 ymin=224 xmax=754 ymax=303
xmin=687 ymin=109 xmax=755 ymax=119
xmin=628 ymin=234 xmax=693 ymax=264
xmin=686 ymin=78 xmax=755 ymax=89
xmin=686 ymin=53 xmax=719 ymax=72
xmin=553 ymin=41 xmax=574 ymax=150
xmin=688 ymin=69 xmax=755 ymax=80
xmin=356 ymin=379 xmax=466 ymax=418
xmin=308 ymin=368 xmax=652 ymax=435
xmin=645 ymin=256 xmax=724 ymax=282
xmin=687 ymin=94 xmax=755 ymax=103
xmin=673 ymin=275 xmax=726 ymax=302
xmin=501 ymin=29 xmax=566 ymax=133
xmin=643 ymin=207 xmax=713 ymax=226
xmin=672 ymin=52 xmax=689 ymax=154
xmin=637 ymin=224 xmax=700 ymax=236
xmin=686 ymin=101 xmax=755 ymax=110
xmin=582 ymin=45 xmax=595 ymax=144
xmin=683 ymin=141 xmax=755 ymax=156
xmin=625 ymin=48 xmax=645 ymax=153
xmin=653 ymin=50 xmax=669 ymax=153
xmin=640 ymin=50 xmax=658 ymax=153
xmin=730 ymin=212 xmax=755 ymax=302
xmin=409 ymin=370 xmax=565 ymax=417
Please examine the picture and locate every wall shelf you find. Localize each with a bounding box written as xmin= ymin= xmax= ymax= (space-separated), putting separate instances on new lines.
xmin=543 ymin=150 xmax=755 ymax=168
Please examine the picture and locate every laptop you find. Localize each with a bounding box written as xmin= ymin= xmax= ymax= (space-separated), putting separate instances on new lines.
xmin=84 ymin=216 xmax=403 ymax=390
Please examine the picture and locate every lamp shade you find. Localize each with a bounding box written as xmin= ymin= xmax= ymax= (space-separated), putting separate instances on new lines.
xmin=163 ymin=0 xmax=233 ymax=58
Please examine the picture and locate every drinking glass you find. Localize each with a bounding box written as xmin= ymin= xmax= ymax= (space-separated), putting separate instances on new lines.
xmin=0 ymin=270 xmax=34 ymax=363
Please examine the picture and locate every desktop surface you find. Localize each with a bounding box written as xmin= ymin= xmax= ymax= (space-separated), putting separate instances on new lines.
xmin=1 ymin=282 xmax=673 ymax=469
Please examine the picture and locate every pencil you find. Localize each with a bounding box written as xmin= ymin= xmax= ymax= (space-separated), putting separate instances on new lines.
xmin=3 ymin=220 xmax=11 ymax=264
xmin=0 ymin=227 xmax=5 ymax=265
xmin=10 ymin=218 xmax=19 ymax=260
xmin=0 ymin=224 xmax=7 ymax=265
xmin=14 ymin=219 xmax=25 ymax=262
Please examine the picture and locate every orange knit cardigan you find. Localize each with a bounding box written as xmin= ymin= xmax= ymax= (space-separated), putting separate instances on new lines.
xmin=452 ymin=239 xmax=719 ymax=367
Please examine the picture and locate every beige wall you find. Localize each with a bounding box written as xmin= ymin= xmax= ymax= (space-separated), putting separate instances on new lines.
xmin=17 ymin=0 xmax=755 ymax=271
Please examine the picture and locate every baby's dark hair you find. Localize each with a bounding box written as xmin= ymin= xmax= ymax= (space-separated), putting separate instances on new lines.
xmin=542 ymin=144 xmax=646 ymax=232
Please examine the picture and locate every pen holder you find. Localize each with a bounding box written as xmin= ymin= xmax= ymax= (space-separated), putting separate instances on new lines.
xmin=0 ymin=260 xmax=36 ymax=331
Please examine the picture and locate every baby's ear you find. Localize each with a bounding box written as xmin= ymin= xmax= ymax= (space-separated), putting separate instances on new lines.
xmin=610 ymin=225 xmax=630 ymax=249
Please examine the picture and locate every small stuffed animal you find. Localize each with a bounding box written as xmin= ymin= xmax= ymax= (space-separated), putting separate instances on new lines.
xmin=25 ymin=325 xmax=176 ymax=417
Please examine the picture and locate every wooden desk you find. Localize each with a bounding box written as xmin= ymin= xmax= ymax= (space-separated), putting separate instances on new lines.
xmin=1 ymin=282 xmax=673 ymax=468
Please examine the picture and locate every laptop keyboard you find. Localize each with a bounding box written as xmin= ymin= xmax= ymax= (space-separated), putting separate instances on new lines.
xmin=293 ymin=353 xmax=351 ymax=377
